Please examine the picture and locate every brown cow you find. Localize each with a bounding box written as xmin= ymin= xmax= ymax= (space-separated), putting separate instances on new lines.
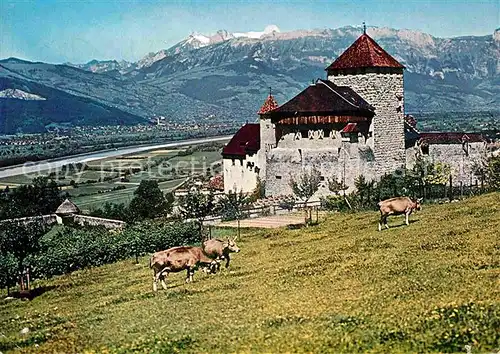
xmin=149 ymin=246 xmax=216 ymax=291
xmin=378 ymin=197 xmax=422 ymax=231
xmin=202 ymin=238 xmax=240 ymax=271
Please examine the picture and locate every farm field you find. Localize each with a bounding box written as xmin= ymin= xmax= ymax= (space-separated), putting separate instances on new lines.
xmin=1 ymin=193 xmax=499 ymax=353
xmin=0 ymin=146 xmax=223 ymax=211
xmin=127 ymin=151 xmax=222 ymax=182
xmin=71 ymin=178 xmax=188 ymax=210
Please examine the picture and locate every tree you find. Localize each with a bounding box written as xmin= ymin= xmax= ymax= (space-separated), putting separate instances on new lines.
xmin=217 ymin=191 xmax=250 ymax=239
xmin=424 ymin=161 xmax=451 ymax=185
xmin=484 ymin=155 xmax=500 ymax=190
xmin=90 ymin=201 xmax=130 ymax=221
xmin=218 ymin=191 xmax=249 ymax=221
xmin=178 ymin=190 xmax=216 ymax=237
xmin=0 ymin=221 xmax=50 ymax=291
xmin=476 ymin=155 xmax=500 ymax=191
xmin=249 ymin=176 xmax=265 ymax=202
xmin=412 ymin=157 xmax=451 ymax=198
xmin=0 ymin=252 xmax=17 ymax=294
xmin=0 ymin=176 xmax=63 ymax=220
xmin=353 ymin=175 xmax=376 ymax=209
xmin=128 ymin=180 xmax=173 ymax=222
xmin=327 ymin=177 xmax=347 ymax=195
xmin=289 ymin=168 xmax=322 ymax=223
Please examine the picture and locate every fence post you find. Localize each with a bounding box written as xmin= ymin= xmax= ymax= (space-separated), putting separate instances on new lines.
xmin=209 ymin=225 xmax=212 ymax=239
xmin=449 ymin=174 xmax=453 ymax=202
xmin=237 ymin=219 xmax=240 ymax=240
xmin=460 ymin=181 xmax=463 ymax=199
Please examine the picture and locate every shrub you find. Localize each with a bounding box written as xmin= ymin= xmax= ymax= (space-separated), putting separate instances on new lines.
xmin=0 ymin=253 xmax=17 ymax=290
xmin=278 ymin=196 xmax=296 ymax=211
xmin=320 ymin=195 xmax=349 ymax=212
xmin=31 ymin=221 xmax=199 ymax=279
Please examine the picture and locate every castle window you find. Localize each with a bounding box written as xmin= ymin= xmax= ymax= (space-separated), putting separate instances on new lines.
xmin=301 ymin=130 xmax=308 ymax=139
xmin=266 ymin=124 xmax=270 ymax=129
xmin=275 ymin=175 xmax=282 ymax=180
xmin=421 ymin=144 xmax=429 ymax=155
xmin=232 ymin=159 xmax=235 ymax=166
xmin=320 ymin=176 xmax=325 ymax=181
xmin=462 ymin=141 xmax=469 ymax=157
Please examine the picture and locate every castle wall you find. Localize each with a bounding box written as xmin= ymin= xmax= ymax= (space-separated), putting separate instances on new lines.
xmin=406 ymin=142 xmax=486 ymax=186
xmin=223 ymin=153 xmax=260 ymax=194
xmin=266 ymin=141 xmax=376 ymax=198
xmin=329 ymin=69 xmax=405 ymax=176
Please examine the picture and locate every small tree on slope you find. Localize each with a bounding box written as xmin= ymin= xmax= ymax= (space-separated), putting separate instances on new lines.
xmin=290 ymin=168 xmax=322 ymax=223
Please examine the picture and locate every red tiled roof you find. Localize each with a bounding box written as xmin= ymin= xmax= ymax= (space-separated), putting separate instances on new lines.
xmin=341 ymin=122 xmax=359 ymax=133
xmin=326 ymin=34 xmax=404 ymax=71
xmin=222 ymin=123 xmax=260 ymax=158
xmin=270 ymin=79 xmax=374 ymax=117
xmin=258 ymin=94 xmax=279 ymax=114
xmin=419 ymin=132 xmax=486 ymax=145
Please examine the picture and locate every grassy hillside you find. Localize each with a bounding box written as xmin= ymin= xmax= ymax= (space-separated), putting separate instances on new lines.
xmin=1 ymin=193 xmax=499 ymax=353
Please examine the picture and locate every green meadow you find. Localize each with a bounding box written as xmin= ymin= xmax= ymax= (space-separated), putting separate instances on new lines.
xmin=1 ymin=193 xmax=499 ymax=353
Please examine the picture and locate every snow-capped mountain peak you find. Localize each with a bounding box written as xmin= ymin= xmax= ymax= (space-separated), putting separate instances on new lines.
xmin=0 ymin=88 xmax=46 ymax=101
xmin=136 ymin=25 xmax=282 ymax=68
xmin=233 ymin=25 xmax=281 ymax=39
xmin=187 ymin=33 xmax=211 ymax=45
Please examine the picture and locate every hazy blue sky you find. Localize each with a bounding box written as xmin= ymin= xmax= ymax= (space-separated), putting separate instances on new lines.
xmin=1 ymin=0 xmax=498 ymax=63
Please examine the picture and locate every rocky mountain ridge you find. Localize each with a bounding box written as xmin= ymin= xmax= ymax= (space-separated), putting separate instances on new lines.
xmin=1 ymin=25 xmax=498 ymax=133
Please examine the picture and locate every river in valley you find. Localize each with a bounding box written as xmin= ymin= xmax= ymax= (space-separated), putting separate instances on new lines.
xmin=0 ymin=135 xmax=231 ymax=179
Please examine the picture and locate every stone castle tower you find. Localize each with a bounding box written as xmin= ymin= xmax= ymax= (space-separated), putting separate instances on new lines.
xmin=326 ymin=33 xmax=406 ymax=174
xmin=257 ymin=92 xmax=279 ymax=179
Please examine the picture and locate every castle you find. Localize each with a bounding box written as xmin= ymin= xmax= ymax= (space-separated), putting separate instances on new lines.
xmin=222 ymin=32 xmax=486 ymax=197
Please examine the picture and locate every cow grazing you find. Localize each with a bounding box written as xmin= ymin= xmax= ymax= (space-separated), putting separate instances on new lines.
xmin=149 ymin=246 xmax=216 ymax=291
xmin=377 ymin=197 xmax=422 ymax=231
xmin=202 ymin=238 xmax=240 ymax=271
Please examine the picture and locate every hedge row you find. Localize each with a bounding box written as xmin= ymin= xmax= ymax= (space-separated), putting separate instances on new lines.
xmin=1 ymin=221 xmax=199 ymax=288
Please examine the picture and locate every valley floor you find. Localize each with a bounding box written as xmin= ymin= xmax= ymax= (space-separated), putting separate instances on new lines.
xmin=1 ymin=193 xmax=499 ymax=353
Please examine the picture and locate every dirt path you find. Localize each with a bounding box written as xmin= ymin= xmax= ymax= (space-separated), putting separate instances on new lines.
xmin=218 ymin=214 xmax=309 ymax=229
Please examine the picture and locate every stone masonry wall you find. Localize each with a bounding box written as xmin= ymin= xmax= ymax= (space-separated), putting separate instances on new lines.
xmin=406 ymin=142 xmax=486 ymax=186
xmin=329 ymin=70 xmax=405 ymax=177
xmin=73 ymin=215 xmax=126 ymax=229
xmin=266 ymin=142 xmax=376 ymax=198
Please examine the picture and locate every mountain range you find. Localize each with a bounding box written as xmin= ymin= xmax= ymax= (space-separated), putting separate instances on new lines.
xmin=1 ymin=25 xmax=499 ymax=134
